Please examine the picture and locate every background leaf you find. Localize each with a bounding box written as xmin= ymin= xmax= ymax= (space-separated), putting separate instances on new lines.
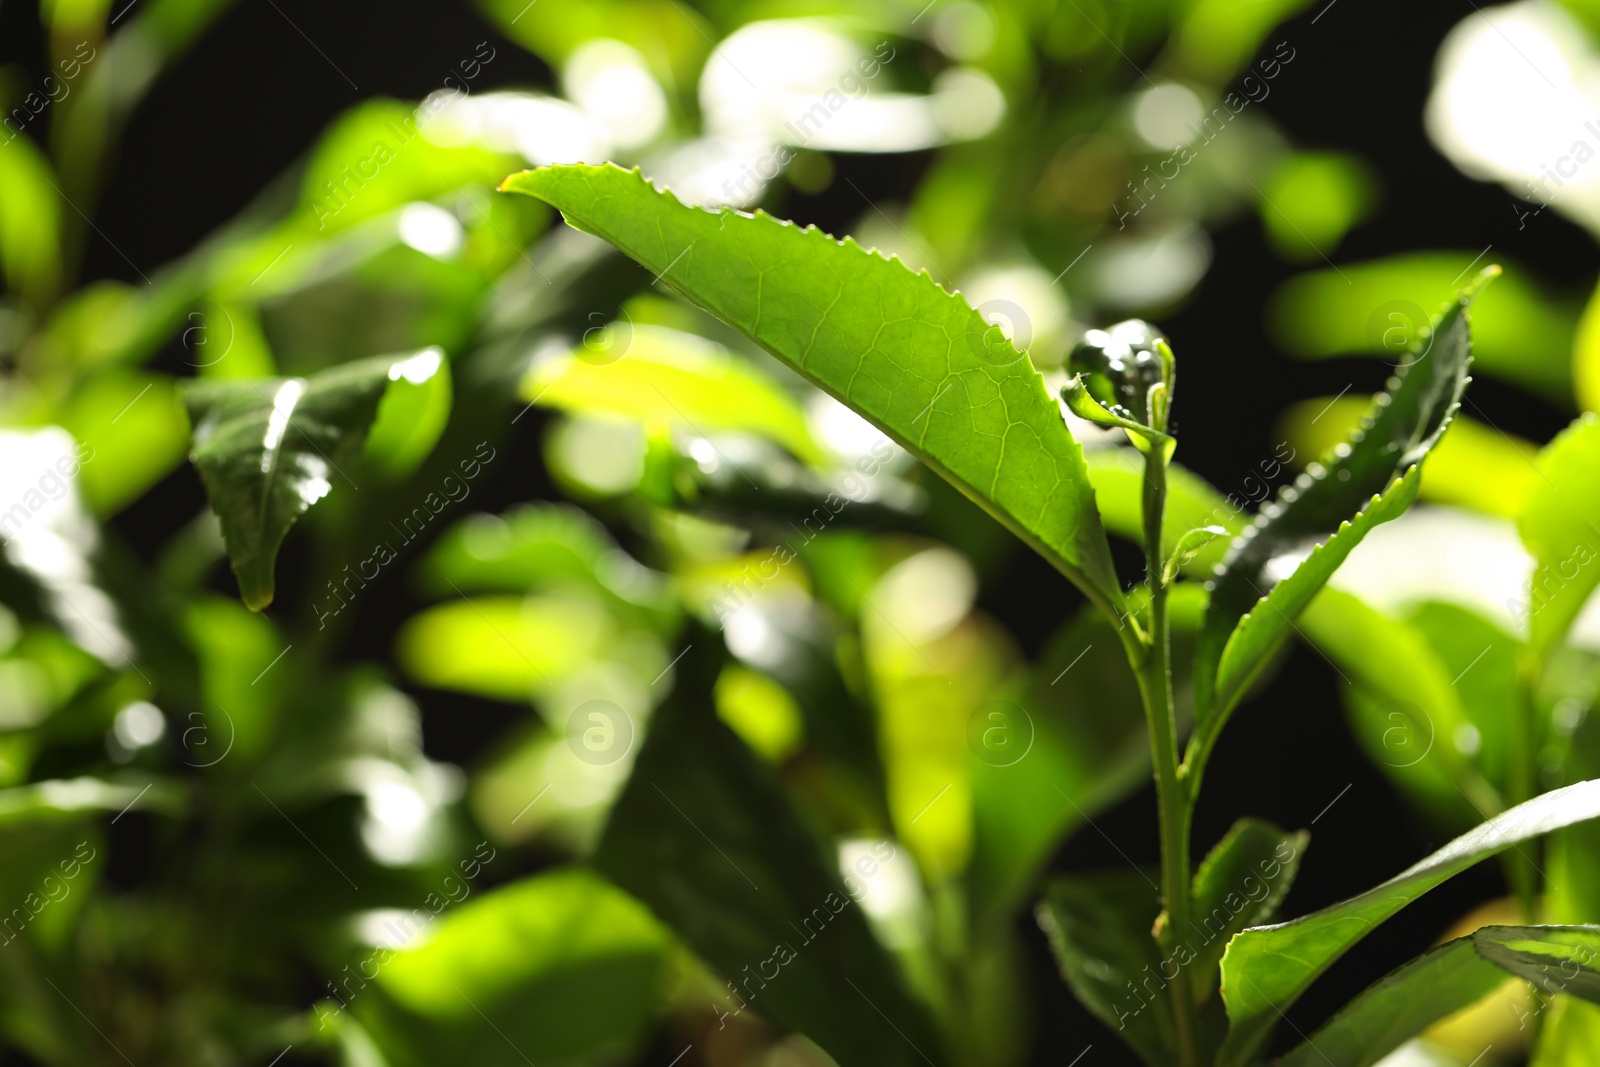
xmin=593 ymin=636 xmax=942 ymax=1067
xmin=1517 ymin=412 xmax=1600 ymax=654
xmin=184 ymin=355 xmax=421 ymax=610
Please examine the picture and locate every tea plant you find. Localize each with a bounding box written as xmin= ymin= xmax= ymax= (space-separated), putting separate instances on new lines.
xmin=481 ymin=162 xmax=1600 ymax=1067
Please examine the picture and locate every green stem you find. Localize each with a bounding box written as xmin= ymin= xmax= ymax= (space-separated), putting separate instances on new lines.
xmin=1136 ymin=447 xmax=1199 ymax=1067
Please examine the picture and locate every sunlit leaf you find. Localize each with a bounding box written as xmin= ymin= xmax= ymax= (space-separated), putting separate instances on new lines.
xmin=1218 ymin=778 xmax=1600 ymax=1066
xmin=363 ymin=348 xmax=452 ymax=480
xmin=1517 ymin=412 xmax=1600 ymax=654
xmin=0 ymin=135 xmax=62 ymax=306
xmin=501 ymin=163 xmax=1127 ymax=618
xmin=58 ymin=372 xmax=188 ymax=516
xmin=1535 ymin=997 xmax=1600 ymax=1065
xmin=396 ymin=593 xmax=650 ymax=703
xmin=1258 ymin=151 xmax=1378 ymax=263
xmin=1301 ymin=589 xmax=1501 ymax=825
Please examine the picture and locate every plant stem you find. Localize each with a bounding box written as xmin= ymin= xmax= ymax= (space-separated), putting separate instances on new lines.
xmin=1136 ymin=446 xmax=1199 ymax=1067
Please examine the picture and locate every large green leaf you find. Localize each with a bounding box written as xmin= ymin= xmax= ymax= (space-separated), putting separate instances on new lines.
xmin=500 ymin=163 xmax=1126 ymax=617
xmin=593 ymin=636 xmax=941 ymax=1067
xmin=1037 ymin=872 xmax=1172 ymax=1067
xmin=1189 ymin=272 xmax=1490 ymax=779
xmin=184 ymin=354 xmax=445 ymax=610
xmin=1276 ymin=925 xmax=1600 ymax=1067
xmin=1517 ymin=412 xmax=1600 ymax=655
xmin=1217 ymin=778 xmax=1600 ymax=1066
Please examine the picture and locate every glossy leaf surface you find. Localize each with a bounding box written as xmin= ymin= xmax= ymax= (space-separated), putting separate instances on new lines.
xmin=184 ymin=355 xmax=444 ymax=610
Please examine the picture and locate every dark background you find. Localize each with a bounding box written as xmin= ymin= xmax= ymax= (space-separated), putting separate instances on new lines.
xmin=3 ymin=0 xmax=1591 ymax=1061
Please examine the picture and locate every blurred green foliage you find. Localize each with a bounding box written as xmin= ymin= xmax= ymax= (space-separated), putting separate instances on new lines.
xmin=3 ymin=0 xmax=1600 ymax=1065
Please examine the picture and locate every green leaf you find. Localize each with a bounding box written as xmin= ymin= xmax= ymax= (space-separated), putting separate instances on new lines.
xmin=1517 ymin=412 xmax=1600 ymax=654
xmin=501 ymin=163 xmax=1126 ymax=618
xmin=367 ymin=868 xmax=671 ymax=1066
xmin=1037 ymin=872 xmax=1172 ymax=1067
xmin=0 ymin=134 xmax=62 ymax=306
xmin=1277 ymin=397 xmax=1539 ymax=519
xmin=183 ymin=355 xmax=419 ymax=610
xmin=1217 ymin=778 xmax=1600 ymax=1066
xmin=1084 ymin=448 xmax=1243 ymax=577
xmin=594 ymin=636 xmax=942 ymax=1067
xmin=525 ymin=323 xmax=825 ymax=465
xmin=1190 ymin=271 xmax=1491 ymax=777
xmin=1187 ymin=818 xmax=1307 ymax=1000
xmin=1274 ymin=926 xmax=1600 ymax=1067
xmin=1164 ymin=526 xmax=1230 ymax=586
xmin=395 ymin=593 xmax=664 ymax=703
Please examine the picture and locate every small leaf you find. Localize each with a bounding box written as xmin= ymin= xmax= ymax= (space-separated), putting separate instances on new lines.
xmin=1187 ymin=818 xmax=1307 ymax=1000
xmin=594 ymin=636 xmax=942 ymax=1067
xmin=1163 ymin=526 xmax=1230 ymax=586
xmin=1191 ymin=270 xmax=1492 ymax=774
xmin=501 ymin=164 xmax=1126 ymax=619
xmin=1037 ymin=872 xmax=1172 ymax=1067
xmin=1517 ymin=412 xmax=1600 ymax=655
xmin=1083 ymin=450 xmax=1244 ymax=577
xmin=184 ymin=356 xmax=403 ymax=610
xmin=1217 ymin=778 xmax=1600 ymax=1067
